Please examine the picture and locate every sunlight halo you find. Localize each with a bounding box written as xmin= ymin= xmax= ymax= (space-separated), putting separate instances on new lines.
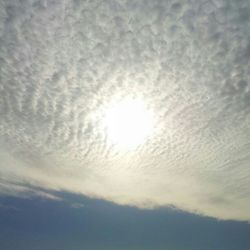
xmin=104 ymin=99 xmax=154 ymax=149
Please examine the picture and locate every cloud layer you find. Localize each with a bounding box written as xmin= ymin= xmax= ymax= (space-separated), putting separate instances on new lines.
xmin=0 ymin=0 xmax=250 ymax=221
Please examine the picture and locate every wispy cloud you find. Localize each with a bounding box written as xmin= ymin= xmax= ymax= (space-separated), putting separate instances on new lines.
xmin=0 ymin=179 xmax=62 ymax=201
xmin=70 ymin=202 xmax=85 ymax=209
xmin=0 ymin=0 xmax=250 ymax=221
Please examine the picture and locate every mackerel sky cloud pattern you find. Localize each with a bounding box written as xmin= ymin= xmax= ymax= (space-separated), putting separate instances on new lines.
xmin=0 ymin=0 xmax=250 ymax=221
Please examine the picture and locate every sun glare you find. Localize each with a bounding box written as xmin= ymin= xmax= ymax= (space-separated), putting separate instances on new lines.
xmin=104 ymin=99 xmax=154 ymax=149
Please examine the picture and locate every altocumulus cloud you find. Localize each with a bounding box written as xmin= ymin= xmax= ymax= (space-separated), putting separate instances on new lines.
xmin=0 ymin=0 xmax=250 ymax=221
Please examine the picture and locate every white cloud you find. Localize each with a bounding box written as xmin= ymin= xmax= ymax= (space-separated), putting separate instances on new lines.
xmin=0 ymin=0 xmax=250 ymax=221
xmin=0 ymin=178 xmax=62 ymax=201
xmin=71 ymin=202 xmax=85 ymax=209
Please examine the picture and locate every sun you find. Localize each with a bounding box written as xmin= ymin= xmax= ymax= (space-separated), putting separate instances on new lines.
xmin=104 ymin=99 xmax=154 ymax=149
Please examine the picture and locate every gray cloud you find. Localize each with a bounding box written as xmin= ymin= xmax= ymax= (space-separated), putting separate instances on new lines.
xmin=0 ymin=0 xmax=250 ymax=221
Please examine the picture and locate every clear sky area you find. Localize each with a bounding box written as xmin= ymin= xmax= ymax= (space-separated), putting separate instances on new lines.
xmin=1 ymin=191 xmax=250 ymax=250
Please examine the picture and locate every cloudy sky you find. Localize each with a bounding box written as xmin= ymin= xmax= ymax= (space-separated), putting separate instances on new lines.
xmin=0 ymin=0 xmax=250 ymax=249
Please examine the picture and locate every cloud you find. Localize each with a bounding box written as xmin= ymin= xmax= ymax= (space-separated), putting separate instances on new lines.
xmin=0 ymin=0 xmax=250 ymax=221
xmin=0 ymin=178 xmax=62 ymax=201
xmin=70 ymin=202 xmax=85 ymax=209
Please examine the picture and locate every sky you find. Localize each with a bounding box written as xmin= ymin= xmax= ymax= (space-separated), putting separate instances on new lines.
xmin=0 ymin=0 xmax=250 ymax=249
xmin=1 ymin=191 xmax=250 ymax=250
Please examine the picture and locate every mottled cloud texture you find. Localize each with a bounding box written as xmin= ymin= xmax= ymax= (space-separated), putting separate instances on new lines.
xmin=0 ymin=0 xmax=250 ymax=221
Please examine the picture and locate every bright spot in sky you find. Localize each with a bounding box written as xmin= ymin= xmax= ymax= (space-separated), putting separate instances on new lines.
xmin=104 ymin=99 xmax=154 ymax=149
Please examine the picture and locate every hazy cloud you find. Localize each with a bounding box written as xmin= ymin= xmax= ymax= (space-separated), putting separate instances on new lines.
xmin=0 ymin=0 xmax=250 ymax=221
